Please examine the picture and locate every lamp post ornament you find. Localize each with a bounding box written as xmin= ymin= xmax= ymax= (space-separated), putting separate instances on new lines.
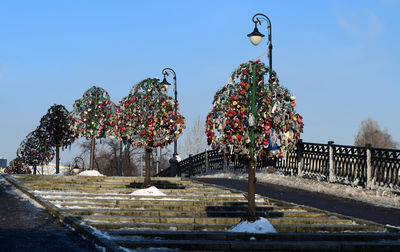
xmin=113 ymin=78 xmax=185 ymax=187
xmin=205 ymin=15 xmax=303 ymax=221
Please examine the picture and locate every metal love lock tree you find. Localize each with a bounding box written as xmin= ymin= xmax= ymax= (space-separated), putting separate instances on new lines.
xmin=70 ymin=86 xmax=116 ymax=170
xmin=6 ymin=157 xmax=31 ymax=174
xmin=38 ymin=104 xmax=77 ymax=174
xmin=205 ymin=60 xmax=304 ymax=221
xmin=17 ymin=129 xmax=55 ymax=175
xmin=113 ymin=78 xmax=185 ymax=187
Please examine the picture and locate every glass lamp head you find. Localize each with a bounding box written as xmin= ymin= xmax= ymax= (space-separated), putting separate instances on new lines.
xmin=160 ymin=77 xmax=171 ymax=91
xmin=247 ymin=25 xmax=265 ymax=46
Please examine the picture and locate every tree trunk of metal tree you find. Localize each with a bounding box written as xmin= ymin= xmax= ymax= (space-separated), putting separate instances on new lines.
xmin=143 ymin=147 xmax=152 ymax=187
xmin=119 ymin=141 xmax=123 ymax=176
xmin=33 ymin=163 xmax=37 ymax=175
xmin=246 ymin=63 xmax=258 ymax=222
xmin=55 ymin=145 xmax=60 ymax=174
xmin=90 ymin=137 xmax=95 ymax=170
xmin=247 ymin=156 xmax=256 ymax=221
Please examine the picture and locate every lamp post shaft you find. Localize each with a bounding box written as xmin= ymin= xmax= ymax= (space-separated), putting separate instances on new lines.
xmin=162 ymin=68 xmax=178 ymax=157
xmin=268 ymin=30 xmax=272 ymax=70
xmin=173 ymin=78 xmax=178 ymax=156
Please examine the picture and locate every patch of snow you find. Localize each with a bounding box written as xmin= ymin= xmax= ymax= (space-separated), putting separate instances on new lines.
xmin=229 ymin=217 xmax=277 ymax=233
xmin=386 ymin=224 xmax=400 ymax=231
xmin=0 ymin=176 xmax=45 ymax=209
xmin=92 ymin=229 xmax=112 ymax=240
xmin=130 ymin=186 xmax=166 ymax=196
xmin=52 ymin=174 xmax=64 ymax=176
xmin=77 ymin=170 xmax=104 ymax=176
xmin=94 ymin=243 xmax=106 ymax=252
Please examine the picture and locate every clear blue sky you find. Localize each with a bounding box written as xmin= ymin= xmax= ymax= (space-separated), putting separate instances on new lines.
xmin=1 ymin=0 xmax=400 ymax=164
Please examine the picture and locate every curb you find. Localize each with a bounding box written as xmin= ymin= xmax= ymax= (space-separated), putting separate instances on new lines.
xmin=1 ymin=174 xmax=124 ymax=252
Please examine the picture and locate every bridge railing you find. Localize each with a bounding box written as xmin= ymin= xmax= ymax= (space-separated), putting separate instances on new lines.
xmin=156 ymin=140 xmax=400 ymax=191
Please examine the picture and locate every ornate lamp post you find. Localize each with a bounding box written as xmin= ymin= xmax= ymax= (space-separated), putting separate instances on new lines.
xmin=161 ymin=68 xmax=178 ymax=158
xmin=161 ymin=68 xmax=181 ymax=177
xmin=246 ymin=13 xmax=272 ymax=220
xmin=247 ymin=13 xmax=273 ymax=70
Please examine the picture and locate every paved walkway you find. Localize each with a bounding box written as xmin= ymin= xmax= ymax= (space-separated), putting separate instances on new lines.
xmin=195 ymin=178 xmax=400 ymax=227
xmin=0 ymin=176 xmax=97 ymax=252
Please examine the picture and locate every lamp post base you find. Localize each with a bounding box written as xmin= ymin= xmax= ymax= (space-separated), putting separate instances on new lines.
xmin=169 ymin=154 xmax=181 ymax=177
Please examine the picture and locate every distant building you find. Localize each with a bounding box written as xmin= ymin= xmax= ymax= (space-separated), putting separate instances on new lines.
xmin=0 ymin=158 xmax=7 ymax=168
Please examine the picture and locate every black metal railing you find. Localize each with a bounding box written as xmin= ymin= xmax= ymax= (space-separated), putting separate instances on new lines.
xmin=156 ymin=140 xmax=400 ymax=191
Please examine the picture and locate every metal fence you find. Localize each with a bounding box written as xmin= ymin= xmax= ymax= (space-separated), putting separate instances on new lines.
xmin=156 ymin=140 xmax=400 ymax=190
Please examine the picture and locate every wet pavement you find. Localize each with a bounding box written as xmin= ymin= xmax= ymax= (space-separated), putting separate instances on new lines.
xmin=195 ymin=178 xmax=400 ymax=227
xmin=0 ymin=176 xmax=98 ymax=252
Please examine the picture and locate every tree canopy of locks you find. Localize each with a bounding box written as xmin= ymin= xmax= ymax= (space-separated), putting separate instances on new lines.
xmin=205 ymin=60 xmax=304 ymax=158
xmin=17 ymin=130 xmax=55 ymax=167
xmin=38 ymin=104 xmax=77 ymax=149
xmin=112 ymin=78 xmax=185 ymax=149
xmin=5 ymin=157 xmax=31 ymax=174
xmin=70 ymin=86 xmax=116 ymax=140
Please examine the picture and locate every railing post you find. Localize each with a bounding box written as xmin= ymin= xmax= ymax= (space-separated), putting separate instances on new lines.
xmin=297 ymin=139 xmax=304 ymax=177
xmin=366 ymin=144 xmax=372 ymax=188
xmin=189 ymin=154 xmax=193 ymax=178
xmin=328 ymin=141 xmax=336 ymax=182
xmin=205 ymin=149 xmax=209 ymax=173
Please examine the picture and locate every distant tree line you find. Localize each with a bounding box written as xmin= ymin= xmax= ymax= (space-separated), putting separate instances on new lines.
xmin=354 ymin=118 xmax=397 ymax=149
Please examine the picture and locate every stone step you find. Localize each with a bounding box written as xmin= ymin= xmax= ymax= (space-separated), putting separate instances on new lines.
xmin=276 ymin=224 xmax=386 ymax=233
xmin=41 ymin=195 xmax=265 ymax=204
xmin=89 ymin=221 xmax=384 ymax=233
xmin=32 ymin=190 xmax=244 ymax=197
xmin=20 ymin=180 xmax=212 ymax=189
xmin=114 ymin=239 xmax=400 ymax=251
xmin=268 ymin=217 xmax=354 ymax=225
xmin=55 ymin=202 xmax=298 ymax=212
xmin=80 ymin=215 xmax=242 ymax=225
xmin=24 ymin=184 xmax=219 ymax=192
xmin=87 ymin=221 xmax=232 ymax=231
xmin=65 ymin=208 xmax=328 ymax=218
xmin=108 ymin=230 xmax=400 ymax=242
xmin=16 ymin=178 xmax=199 ymax=186
xmin=20 ymin=179 xmax=199 ymax=185
xmin=47 ymin=198 xmax=269 ymax=207
xmin=79 ymin=215 xmax=355 ymax=227
xmin=13 ymin=175 xmax=185 ymax=182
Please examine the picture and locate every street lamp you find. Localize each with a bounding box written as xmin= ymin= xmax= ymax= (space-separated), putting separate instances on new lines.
xmin=161 ymin=68 xmax=179 ymax=159
xmin=246 ymin=13 xmax=273 ymax=221
xmin=247 ymin=13 xmax=273 ymax=70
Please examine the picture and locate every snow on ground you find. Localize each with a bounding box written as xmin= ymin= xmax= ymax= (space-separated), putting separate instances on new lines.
xmin=229 ymin=217 xmax=277 ymax=233
xmin=0 ymin=176 xmax=45 ymax=209
xmin=130 ymin=186 xmax=166 ymax=196
xmin=77 ymin=170 xmax=104 ymax=176
xmin=196 ymin=171 xmax=400 ymax=209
